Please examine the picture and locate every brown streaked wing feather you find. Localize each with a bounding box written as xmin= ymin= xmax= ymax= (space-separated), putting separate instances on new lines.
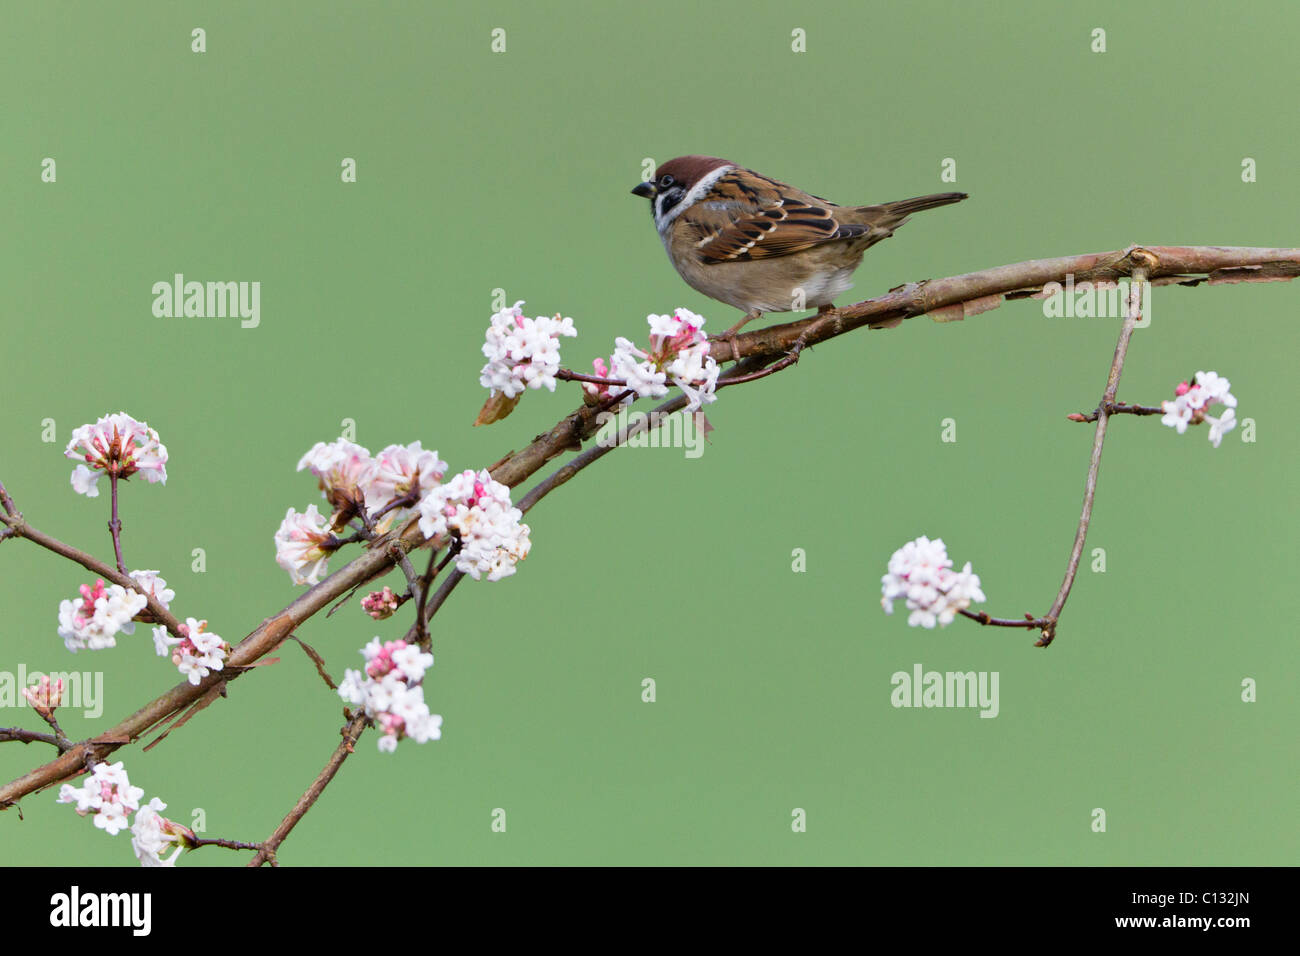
xmin=686 ymin=170 xmax=865 ymax=264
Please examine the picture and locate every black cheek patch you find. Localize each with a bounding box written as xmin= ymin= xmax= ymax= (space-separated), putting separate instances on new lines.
xmin=656 ymin=187 xmax=686 ymax=219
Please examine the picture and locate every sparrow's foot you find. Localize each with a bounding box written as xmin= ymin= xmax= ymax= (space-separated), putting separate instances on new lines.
xmin=725 ymin=309 xmax=763 ymax=337
xmin=710 ymin=309 xmax=762 ymax=363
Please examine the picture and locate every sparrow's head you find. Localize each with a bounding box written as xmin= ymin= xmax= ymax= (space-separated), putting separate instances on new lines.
xmin=631 ymin=155 xmax=735 ymax=235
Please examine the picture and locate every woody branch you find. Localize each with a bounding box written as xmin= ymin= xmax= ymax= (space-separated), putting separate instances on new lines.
xmin=2 ymin=243 xmax=1295 ymax=855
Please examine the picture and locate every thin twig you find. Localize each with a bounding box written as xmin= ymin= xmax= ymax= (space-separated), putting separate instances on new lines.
xmin=401 ymin=543 xmax=460 ymax=647
xmin=959 ymin=610 xmax=1050 ymax=630
xmin=418 ymin=566 xmax=464 ymax=630
xmin=556 ymin=369 xmax=626 ymax=387
xmin=1069 ymin=401 xmax=1163 ymax=423
xmin=0 ymin=727 xmax=66 ymax=750
xmin=1036 ymin=263 xmax=1151 ymax=645
xmin=715 ymin=317 xmax=831 ymax=389
xmin=34 ymin=709 xmax=70 ymax=748
xmin=108 ymin=474 xmax=127 ymax=575
xmin=413 ymin=548 xmax=440 ymax=646
xmin=370 ymin=489 xmax=421 ymax=523
xmin=0 ymin=510 xmax=182 ymax=637
xmin=247 ymin=713 xmax=368 ymax=867
xmin=357 ymin=503 xmax=423 ymax=596
xmin=191 ymin=836 xmax=262 ymax=852
xmin=0 ymin=478 xmax=17 ymax=521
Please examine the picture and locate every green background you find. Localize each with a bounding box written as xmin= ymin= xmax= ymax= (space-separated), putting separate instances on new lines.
xmin=1 ymin=0 xmax=1295 ymax=866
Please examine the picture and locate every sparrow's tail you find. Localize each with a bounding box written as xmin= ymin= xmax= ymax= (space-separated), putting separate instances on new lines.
xmin=856 ymin=191 xmax=968 ymax=232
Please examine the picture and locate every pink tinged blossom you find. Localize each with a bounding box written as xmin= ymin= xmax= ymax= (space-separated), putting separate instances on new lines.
xmin=23 ymin=675 xmax=64 ymax=716
xmin=666 ymin=341 xmax=720 ymax=413
xmin=1193 ymin=370 xmax=1236 ymax=407
xmin=1160 ymin=396 xmax=1194 ymax=434
xmin=130 ymin=798 xmax=192 ymax=867
xmin=57 ymin=761 xmax=145 ymax=836
xmin=416 ymin=469 xmax=531 ymax=581
xmin=57 ymin=782 xmax=96 ymax=814
xmin=361 ymin=586 xmax=400 ymax=620
xmin=128 ymin=570 xmax=175 ymax=610
xmin=391 ymin=643 xmax=433 ymax=683
xmin=881 ymin=536 xmax=986 ymax=628
xmin=57 ymin=579 xmax=148 ymax=653
xmin=649 ymin=307 xmax=708 ymax=355
xmin=479 ymin=301 xmax=578 ymax=400
xmin=339 ymin=637 xmax=443 ymax=753
xmin=161 ymin=618 xmax=229 ymax=685
xmin=661 ymin=309 xmax=720 ymax=411
xmin=581 ymin=355 xmax=622 ymax=403
xmin=297 ymin=438 xmax=377 ymax=519
xmin=1159 ymin=370 xmax=1240 ymax=447
xmin=609 ymin=336 xmax=668 ymax=404
xmin=94 ymin=801 xmax=131 ymax=835
xmin=1206 ymin=408 xmax=1237 ymax=448
xmin=152 ymin=625 xmax=180 ymax=657
xmin=64 ymin=412 xmax=168 ymax=497
xmin=362 ymin=637 xmax=399 ymax=679
xmin=274 ymin=504 xmax=336 ymax=585
xmin=366 ymin=442 xmax=447 ymax=517
xmin=598 ymin=311 xmax=719 ymax=411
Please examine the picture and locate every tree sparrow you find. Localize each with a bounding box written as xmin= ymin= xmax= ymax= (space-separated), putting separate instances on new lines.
xmin=631 ymin=156 xmax=967 ymax=334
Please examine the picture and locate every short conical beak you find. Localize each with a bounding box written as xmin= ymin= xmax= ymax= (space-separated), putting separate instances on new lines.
xmin=631 ymin=181 xmax=656 ymax=198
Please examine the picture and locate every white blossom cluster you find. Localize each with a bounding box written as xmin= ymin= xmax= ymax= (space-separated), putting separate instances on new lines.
xmin=57 ymin=578 xmax=148 ymax=652
xmin=367 ymin=441 xmax=449 ymax=514
xmin=297 ymin=437 xmax=375 ymax=512
xmin=64 ymin=412 xmax=168 ymax=497
xmin=1160 ymin=370 xmax=1238 ymax=448
xmin=279 ymin=440 xmax=528 ymax=586
xmin=881 ymin=536 xmax=987 ymax=628
xmin=152 ymin=617 xmax=230 ymax=685
xmin=57 ymin=761 xmax=144 ymax=836
xmin=416 ymin=469 xmax=531 ymax=581
xmin=607 ymin=339 xmax=669 ymax=402
xmin=278 ymin=439 xmax=450 ymax=585
xmin=480 ymin=300 xmax=577 ymax=398
xmin=587 ymin=308 xmax=720 ymax=413
xmin=297 ymin=438 xmax=448 ymax=520
xmin=338 ymin=638 xmax=443 ymax=753
xmin=58 ymin=762 xmax=192 ymax=866
xmin=649 ymin=309 xmax=721 ymax=412
xmin=274 ymin=503 xmax=335 ymax=585
xmin=130 ymin=798 xmax=188 ymax=867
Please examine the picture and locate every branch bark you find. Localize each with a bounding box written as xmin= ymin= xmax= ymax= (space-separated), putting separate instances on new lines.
xmin=2 ymin=243 xmax=1295 ymax=812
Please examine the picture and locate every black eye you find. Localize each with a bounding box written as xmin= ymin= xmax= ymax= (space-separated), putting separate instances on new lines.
xmin=659 ymin=174 xmax=675 ymax=188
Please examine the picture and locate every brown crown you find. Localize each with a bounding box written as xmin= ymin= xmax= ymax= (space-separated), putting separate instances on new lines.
xmin=654 ymin=155 xmax=734 ymax=188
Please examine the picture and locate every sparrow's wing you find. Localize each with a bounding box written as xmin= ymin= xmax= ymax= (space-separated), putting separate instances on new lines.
xmin=686 ymin=171 xmax=870 ymax=264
